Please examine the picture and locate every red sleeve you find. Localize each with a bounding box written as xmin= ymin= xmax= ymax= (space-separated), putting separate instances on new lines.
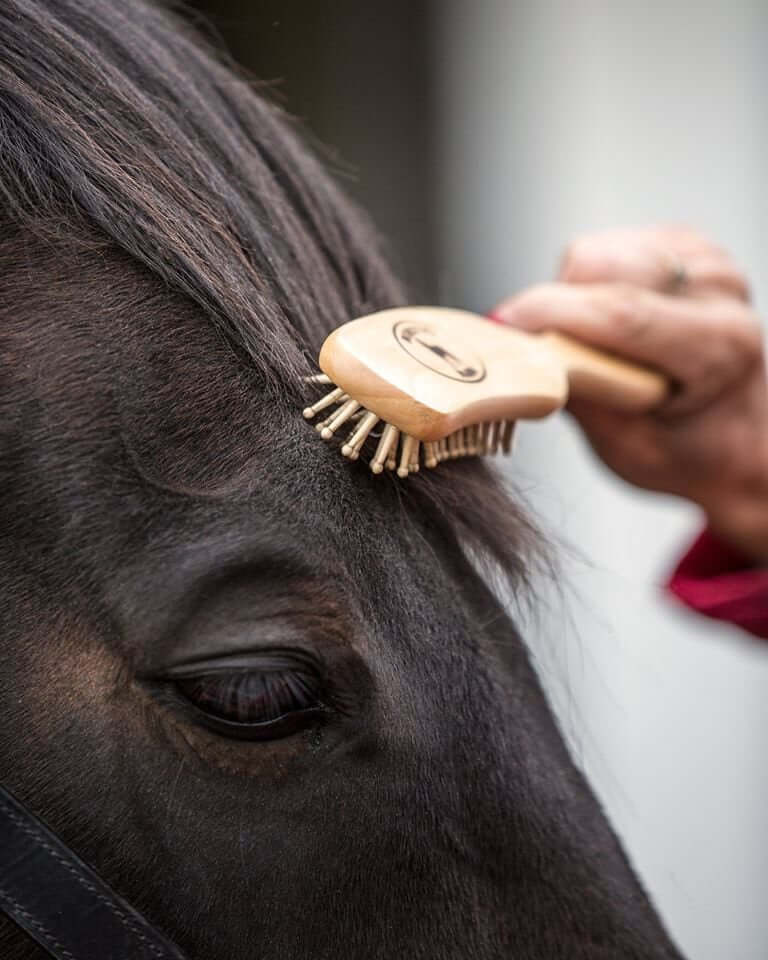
xmin=668 ymin=529 xmax=768 ymax=638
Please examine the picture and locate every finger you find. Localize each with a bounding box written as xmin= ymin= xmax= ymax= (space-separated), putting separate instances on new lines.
xmin=558 ymin=226 xmax=751 ymax=301
xmin=490 ymin=282 xmax=763 ymax=411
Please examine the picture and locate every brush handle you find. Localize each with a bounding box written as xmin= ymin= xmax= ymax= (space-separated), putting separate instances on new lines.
xmin=540 ymin=331 xmax=668 ymax=413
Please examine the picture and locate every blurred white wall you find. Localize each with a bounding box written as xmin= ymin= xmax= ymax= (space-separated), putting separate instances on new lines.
xmin=436 ymin=2 xmax=768 ymax=958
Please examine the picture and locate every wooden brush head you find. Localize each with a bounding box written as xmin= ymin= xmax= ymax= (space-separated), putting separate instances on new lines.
xmin=317 ymin=306 xmax=567 ymax=442
xmin=305 ymin=305 xmax=665 ymax=477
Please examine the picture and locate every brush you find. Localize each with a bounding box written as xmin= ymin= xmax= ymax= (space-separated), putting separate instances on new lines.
xmin=303 ymin=306 xmax=667 ymax=477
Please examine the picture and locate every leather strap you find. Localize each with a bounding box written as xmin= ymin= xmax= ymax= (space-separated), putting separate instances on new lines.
xmin=0 ymin=784 xmax=187 ymax=960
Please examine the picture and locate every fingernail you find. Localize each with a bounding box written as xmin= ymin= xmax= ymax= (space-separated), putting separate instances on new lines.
xmin=486 ymin=308 xmax=509 ymax=325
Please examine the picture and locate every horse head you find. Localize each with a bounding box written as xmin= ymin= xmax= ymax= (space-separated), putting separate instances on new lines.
xmin=0 ymin=2 xmax=682 ymax=957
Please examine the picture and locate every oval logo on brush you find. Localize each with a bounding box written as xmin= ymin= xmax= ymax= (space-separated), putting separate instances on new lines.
xmin=393 ymin=321 xmax=487 ymax=383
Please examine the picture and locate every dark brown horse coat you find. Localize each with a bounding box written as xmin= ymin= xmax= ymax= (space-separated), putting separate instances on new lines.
xmin=0 ymin=2 xmax=684 ymax=958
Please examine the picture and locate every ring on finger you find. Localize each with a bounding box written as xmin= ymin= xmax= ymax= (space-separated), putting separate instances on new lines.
xmin=664 ymin=259 xmax=689 ymax=295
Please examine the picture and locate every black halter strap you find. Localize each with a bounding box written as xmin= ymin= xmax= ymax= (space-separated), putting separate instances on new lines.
xmin=0 ymin=783 xmax=188 ymax=960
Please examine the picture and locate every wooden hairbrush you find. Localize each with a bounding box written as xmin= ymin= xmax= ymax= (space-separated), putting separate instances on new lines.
xmin=303 ymin=306 xmax=667 ymax=477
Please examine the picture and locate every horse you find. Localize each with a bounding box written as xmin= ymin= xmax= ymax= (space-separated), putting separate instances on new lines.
xmin=0 ymin=2 xmax=684 ymax=957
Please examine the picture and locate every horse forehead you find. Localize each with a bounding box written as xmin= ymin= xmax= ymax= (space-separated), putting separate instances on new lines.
xmin=5 ymin=250 xmax=483 ymax=640
xmin=2 ymin=237 xmax=272 ymax=433
xmin=42 ymin=271 xmax=298 ymax=485
xmin=116 ymin=314 xmax=272 ymax=449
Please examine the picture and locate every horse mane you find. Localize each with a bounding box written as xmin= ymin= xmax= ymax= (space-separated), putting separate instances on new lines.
xmin=0 ymin=0 xmax=546 ymax=595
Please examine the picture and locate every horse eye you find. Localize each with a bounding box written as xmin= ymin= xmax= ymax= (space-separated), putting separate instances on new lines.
xmin=175 ymin=668 xmax=324 ymax=741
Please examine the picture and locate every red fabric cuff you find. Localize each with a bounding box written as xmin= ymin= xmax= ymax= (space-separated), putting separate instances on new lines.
xmin=668 ymin=529 xmax=768 ymax=639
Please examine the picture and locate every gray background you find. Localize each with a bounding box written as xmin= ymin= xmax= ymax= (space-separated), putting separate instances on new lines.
xmin=436 ymin=5 xmax=768 ymax=957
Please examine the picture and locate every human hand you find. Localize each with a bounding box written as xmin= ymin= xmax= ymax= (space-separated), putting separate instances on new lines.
xmin=490 ymin=226 xmax=768 ymax=561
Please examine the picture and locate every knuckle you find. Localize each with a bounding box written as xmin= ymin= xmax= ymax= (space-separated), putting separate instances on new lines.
xmin=661 ymin=225 xmax=736 ymax=264
xmin=732 ymin=309 xmax=764 ymax=358
xmin=688 ymin=228 xmax=714 ymax=249
xmin=710 ymin=243 xmax=733 ymax=260
xmin=727 ymin=268 xmax=751 ymax=300
xmin=691 ymin=340 xmax=751 ymax=396
xmin=510 ymin=283 xmax=558 ymax=322
xmin=559 ymin=236 xmax=598 ymax=281
xmin=599 ymin=284 xmax=652 ymax=339
xmin=660 ymin=222 xmax=710 ymax=248
xmin=683 ymin=309 xmax=764 ymax=390
xmin=706 ymin=247 xmax=747 ymax=278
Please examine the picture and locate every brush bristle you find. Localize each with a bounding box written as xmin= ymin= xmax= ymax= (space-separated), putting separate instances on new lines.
xmin=303 ymin=378 xmax=515 ymax=477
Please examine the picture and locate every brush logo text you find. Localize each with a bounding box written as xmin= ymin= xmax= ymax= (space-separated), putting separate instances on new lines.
xmin=393 ymin=321 xmax=487 ymax=383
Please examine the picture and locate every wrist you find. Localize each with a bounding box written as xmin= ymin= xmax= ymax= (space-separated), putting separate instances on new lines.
xmin=702 ymin=485 xmax=768 ymax=565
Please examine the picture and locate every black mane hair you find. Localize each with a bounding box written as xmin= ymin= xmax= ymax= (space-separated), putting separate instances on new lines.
xmin=0 ymin=0 xmax=544 ymax=590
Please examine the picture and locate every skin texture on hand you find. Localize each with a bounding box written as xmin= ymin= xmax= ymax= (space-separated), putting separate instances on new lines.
xmin=491 ymin=226 xmax=768 ymax=562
